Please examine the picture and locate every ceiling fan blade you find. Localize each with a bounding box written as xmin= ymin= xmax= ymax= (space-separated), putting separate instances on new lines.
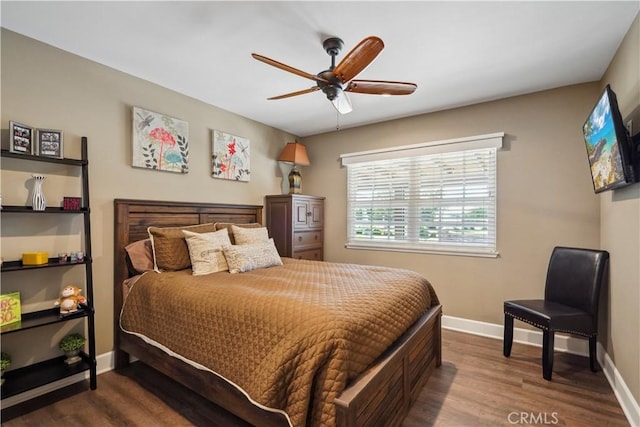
xmin=330 ymin=89 xmax=353 ymax=114
xmin=345 ymin=80 xmax=417 ymax=95
xmin=267 ymin=87 xmax=320 ymax=100
xmin=332 ymin=36 xmax=384 ymax=83
xmin=252 ymin=53 xmax=328 ymax=83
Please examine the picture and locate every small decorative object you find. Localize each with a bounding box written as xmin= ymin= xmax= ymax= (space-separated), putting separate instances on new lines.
xmin=0 ymin=292 xmax=21 ymax=328
xmin=36 ymin=129 xmax=63 ymax=158
xmin=9 ymin=121 xmax=34 ymax=155
xmin=58 ymin=252 xmax=68 ymax=264
xmin=70 ymin=252 xmax=78 ymax=263
xmin=31 ymin=174 xmax=47 ymax=211
xmin=1 ymin=352 xmax=11 ymax=385
xmin=278 ymin=142 xmax=311 ymax=194
xmin=22 ymin=251 xmax=48 ymax=265
xmin=54 ymin=285 xmax=87 ymax=316
xmin=63 ymin=197 xmax=81 ymax=210
xmin=76 ymin=252 xmax=84 ymax=262
xmin=58 ymin=333 xmax=85 ymax=365
xmin=132 ymin=107 xmax=189 ymax=173
xmin=212 ymin=130 xmax=250 ymax=182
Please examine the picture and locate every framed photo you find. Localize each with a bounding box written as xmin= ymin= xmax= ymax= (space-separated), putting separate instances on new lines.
xmin=36 ymin=129 xmax=64 ymax=158
xmin=9 ymin=121 xmax=34 ymax=155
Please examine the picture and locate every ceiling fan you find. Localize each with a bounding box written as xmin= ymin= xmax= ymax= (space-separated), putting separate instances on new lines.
xmin=252 ymin=36 xmax=417 ymax=115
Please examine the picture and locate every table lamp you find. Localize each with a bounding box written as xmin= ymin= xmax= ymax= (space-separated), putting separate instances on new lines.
xmin=278 ymin=142 xmax=311 ymax=194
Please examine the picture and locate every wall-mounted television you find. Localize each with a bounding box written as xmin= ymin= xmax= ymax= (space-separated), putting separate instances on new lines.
xmin=582 ymin=85 xmax=636 ymax=193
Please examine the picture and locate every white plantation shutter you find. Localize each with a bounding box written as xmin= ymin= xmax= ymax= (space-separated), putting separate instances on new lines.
xmin=342 ymin=133 xmax=503 ymax=257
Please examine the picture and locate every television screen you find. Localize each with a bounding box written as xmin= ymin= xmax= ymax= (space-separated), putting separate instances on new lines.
xmin=582 ymin=85 xmax=633 ymax=193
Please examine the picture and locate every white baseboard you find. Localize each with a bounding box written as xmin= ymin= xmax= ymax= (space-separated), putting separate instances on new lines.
xmin=598 ymin=343 xmax=640 ymax=427
xmin=442 ymin=315 xmax=639 ymax=427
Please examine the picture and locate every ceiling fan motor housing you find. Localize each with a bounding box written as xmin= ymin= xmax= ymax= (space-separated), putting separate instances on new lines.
xmin=317 ymin=70 xmax=343 ymax=100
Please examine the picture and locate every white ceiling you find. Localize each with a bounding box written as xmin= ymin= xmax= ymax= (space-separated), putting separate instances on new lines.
xmin=2 ymin=1 xmax=638 ymax=137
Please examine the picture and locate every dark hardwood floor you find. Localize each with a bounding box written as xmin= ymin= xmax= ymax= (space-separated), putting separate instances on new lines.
xmin=1 ymin=330 xmax=629 ymax=426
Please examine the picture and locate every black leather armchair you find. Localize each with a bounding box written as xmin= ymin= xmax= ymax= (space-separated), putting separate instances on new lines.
xmin=503 ymin=246 xmax=609 ymax=380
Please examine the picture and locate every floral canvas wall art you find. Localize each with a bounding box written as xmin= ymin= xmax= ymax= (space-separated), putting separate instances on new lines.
xmin=132 ymin=107 xmax=189 ymax=173
xmin=212 ymin=130 xmax=250 ymax=182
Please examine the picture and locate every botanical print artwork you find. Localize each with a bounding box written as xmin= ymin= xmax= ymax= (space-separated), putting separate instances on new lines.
xmin=132 ymin=107 xmax=189 ymax=173
xmin=212 ymin=130 xmax=250 ymax=182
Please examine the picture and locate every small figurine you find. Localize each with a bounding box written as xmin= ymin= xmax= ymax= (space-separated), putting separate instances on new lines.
xmin=55 ymin=285 xmax=87 ymax=315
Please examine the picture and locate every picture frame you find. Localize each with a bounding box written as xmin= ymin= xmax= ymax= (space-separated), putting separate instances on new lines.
xmin=212 ymin=130 xmax=251 ymax=182
xmin=9 ymin=121 xmax=34 ymax=155
xmin=132 ymin=106 xmax=189 ymax=174
xmin=36 ymin=129 xmax=64 ymax=158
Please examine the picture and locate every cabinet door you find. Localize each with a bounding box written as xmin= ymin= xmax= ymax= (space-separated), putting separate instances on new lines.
xmin=293 ymin=198 xmax=324 ymax=230
xmin=308 ymin=199 xmax=324 ymax=228
xmin=293 ymin=198 xmax=310 ymax=229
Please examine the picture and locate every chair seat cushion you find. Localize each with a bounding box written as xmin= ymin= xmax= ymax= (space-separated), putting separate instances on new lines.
xmin=504 ymin=299 xmax=595 ymax=336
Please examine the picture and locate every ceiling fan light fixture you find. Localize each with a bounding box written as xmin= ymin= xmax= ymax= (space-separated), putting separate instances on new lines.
xmin=323 ymin=84 xmax=341 ymax=101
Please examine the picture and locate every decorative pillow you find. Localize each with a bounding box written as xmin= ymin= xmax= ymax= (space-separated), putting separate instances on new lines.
xmin=183 ymin=229 xmax=232 ymax=276
xmin=214 ymin=222 xmax=262 ymax=244
xmin=124 ymin=239 xmax=154 ymax=275
xmin=223 ymin=239 xmax=283 ymax=274
xmin=231 ymin=225 xmax=269 ymax=245
xmin=148 ymin=223 xmax=216 ymax=271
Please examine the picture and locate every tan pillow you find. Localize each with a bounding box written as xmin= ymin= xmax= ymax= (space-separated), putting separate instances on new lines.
xmin=148 ymin=223 xmax=216 ymax=271
xmin=223 ymin=239 xmax=283 ymax=274
xmin=214 ymin=222 xmax=262 ymax=244
xmin=183 ymin=229 xmax=232 ymax=276
xmin=231 ymin=225 xmax=269 ymax=245
xmin=124 ymin=239 xmax=154 ymax=274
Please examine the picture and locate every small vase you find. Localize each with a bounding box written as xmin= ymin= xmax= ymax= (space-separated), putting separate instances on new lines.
xmin=64 ymin=350 xmax=82 ymax=365
xmin=31 ymin=174 xmax=47 ymax=211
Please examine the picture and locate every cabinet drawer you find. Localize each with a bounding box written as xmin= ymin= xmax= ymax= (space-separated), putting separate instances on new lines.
xmin=293 ymin=231 xmax=323 ymax=248
xmin=293 ymin=248 xmax=323 ymax=261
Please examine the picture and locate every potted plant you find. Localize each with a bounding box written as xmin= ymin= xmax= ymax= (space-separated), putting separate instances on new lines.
xmin=1 ymin=352 xmax=11 ymax=385
xmin=59 ymin=333 xmax=86 ymax=365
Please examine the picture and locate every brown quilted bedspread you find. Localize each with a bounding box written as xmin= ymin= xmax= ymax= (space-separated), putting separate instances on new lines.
xmin=120 ymin=258 xmax=439 ymax=427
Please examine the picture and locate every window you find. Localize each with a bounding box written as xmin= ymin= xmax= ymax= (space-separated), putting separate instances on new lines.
xmin=341 ymin=133 xmax=503 ymax=257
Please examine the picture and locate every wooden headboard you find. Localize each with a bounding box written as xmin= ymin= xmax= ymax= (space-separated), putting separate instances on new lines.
xmin=113 ymin=199 xmax=263 ymax=349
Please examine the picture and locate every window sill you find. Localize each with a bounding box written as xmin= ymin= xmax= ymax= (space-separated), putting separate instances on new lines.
xmin=345 ymin=242 xmax=499 ymax=258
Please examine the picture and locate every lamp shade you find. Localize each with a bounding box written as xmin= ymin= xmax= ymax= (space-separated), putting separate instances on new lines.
xmin=278 ymin=142 xmax=310 ymax=166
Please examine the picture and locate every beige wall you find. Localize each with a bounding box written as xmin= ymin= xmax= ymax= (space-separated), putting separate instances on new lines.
xmin=0 ymin=29 xmax=295 ymax=363
xmin=303 ymin=84 xmax=601 ymax=326
xmin=599 ymin=13 xmax=640 ymax=405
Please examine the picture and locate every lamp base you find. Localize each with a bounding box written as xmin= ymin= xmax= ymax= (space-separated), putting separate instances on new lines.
xmin=288 ymin=167 xmax=302 ymax=194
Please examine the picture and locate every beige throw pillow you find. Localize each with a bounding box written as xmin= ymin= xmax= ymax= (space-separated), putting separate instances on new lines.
xmin=223 ymin=239 xmax=283 ymax=274
xmin=148 ymin=223 xmax=216 ymax=271
xmin=214 ymin=222 xmax=262 ymax=244
xmin=183 ymin=229 xmax=232 ymax=276
xmin=231 ymin=225 xmax=269 ymax=245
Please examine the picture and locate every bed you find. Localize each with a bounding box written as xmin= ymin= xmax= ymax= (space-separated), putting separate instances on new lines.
xmin=113 ymin=199 xmax=442 ymax=427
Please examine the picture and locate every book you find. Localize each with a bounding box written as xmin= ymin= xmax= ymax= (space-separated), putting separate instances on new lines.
xmin=1 ymin=292 xmax=21 ymax=327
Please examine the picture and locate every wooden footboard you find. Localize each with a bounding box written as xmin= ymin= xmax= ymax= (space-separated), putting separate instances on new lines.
xmin=336 ymin=304 xmax=442 ymax=427
xmin=114 ymin=199 xmax=442 ymax=427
